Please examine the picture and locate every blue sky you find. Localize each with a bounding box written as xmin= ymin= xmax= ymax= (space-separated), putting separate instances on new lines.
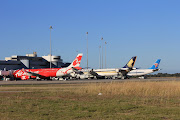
xmin=0 ymin=0 xmax=180 ymax=73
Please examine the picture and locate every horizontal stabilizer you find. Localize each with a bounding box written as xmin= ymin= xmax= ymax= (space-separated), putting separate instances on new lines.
xmin=72 ymin=67 xmax=84 ymax=75
xmin=153 ymin=69 xmax=161 ymax=72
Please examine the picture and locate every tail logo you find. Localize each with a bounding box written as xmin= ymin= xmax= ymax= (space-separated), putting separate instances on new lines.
xmin=154 ymin=63 xmax=159 ymax=68
xmin=127 ymin=59 xmax=134 ymax=68
xmin=73 ymin=55 xmax=82 ymax=66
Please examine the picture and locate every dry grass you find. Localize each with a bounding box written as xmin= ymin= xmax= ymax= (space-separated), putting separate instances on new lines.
xmin=2 ymin=81 xmax=180 ymax=98
xmin=1 ymin=81 xmax=180 ymax=119
xmin=78 ymin=81 xmax=180 ymax=99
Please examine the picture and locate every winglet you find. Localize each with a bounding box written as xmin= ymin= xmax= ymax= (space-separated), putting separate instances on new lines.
xmin=149 ymin=59 xmax=161 ymax=69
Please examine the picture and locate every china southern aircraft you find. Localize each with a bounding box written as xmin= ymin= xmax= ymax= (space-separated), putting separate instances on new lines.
xmin=127 ymin=59 xmax=161 ymax=79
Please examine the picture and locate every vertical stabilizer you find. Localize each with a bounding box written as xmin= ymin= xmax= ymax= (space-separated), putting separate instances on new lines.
xmin=68 ymin=53 xmax=83 ymax=68
xmin=123 ymin=56 xmax=137 ymax=70
xmin=149 ymin=59 xmax=161 ymax=69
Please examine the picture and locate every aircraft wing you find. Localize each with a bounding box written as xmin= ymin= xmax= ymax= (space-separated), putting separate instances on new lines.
xmin=26 ymin=71 xmax=43 ymax=77
xmin=89 ymin=69 xmax=104 ymax=78
xmin=89 ymin=68 xmax=130 ymax=79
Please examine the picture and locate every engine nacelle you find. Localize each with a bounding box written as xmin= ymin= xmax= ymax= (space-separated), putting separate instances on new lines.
xmin=21 ymin=75 xmax=30 ymax=80
xmin=115 ymin=69 xmax=120 ymax=72
xmin=79 ymin=74 xmax=89 ymax=79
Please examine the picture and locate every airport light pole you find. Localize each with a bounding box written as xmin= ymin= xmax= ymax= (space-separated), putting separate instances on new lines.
xmin=99 ymin=46 xmax=101 ymax=69
xmin=49 ymin=26 xmax=53 ymax=69
xmin=105 ymin=41 xmax=107 ymax=68
xmin=86 ymin=32 xmax=88 ymax=70
xmin=101 ymin=37 xmax=103 ymax=69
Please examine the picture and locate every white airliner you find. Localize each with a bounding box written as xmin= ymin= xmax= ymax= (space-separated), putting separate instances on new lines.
xmin=127 ymin=59 xmax=161 ymax=78
xmin=71 ymin=56 xmax=137 ymax=79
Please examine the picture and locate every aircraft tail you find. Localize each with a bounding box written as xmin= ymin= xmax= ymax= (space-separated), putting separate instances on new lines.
xmin=68 ymin=53 xmax=83 ymax=68
xmin=149 ymin=59 xmax=161 ymax=69
xmin=123 ymin=56 xmax=137 ymax=69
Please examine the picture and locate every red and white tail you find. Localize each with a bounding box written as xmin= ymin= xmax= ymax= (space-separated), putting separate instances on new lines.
xmin=68 ymin=53 xmax=83 ymax=68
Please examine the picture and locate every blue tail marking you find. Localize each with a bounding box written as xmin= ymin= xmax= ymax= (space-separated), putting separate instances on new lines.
xmin=149 ymin=59 xmax=161 ymax=69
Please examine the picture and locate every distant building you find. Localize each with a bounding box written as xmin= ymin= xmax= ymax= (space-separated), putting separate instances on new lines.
xmin=0 ymin=52 xmax=70 ymax=70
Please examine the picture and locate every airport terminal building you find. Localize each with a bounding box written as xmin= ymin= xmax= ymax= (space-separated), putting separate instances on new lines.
xmin=0 ymin=52 xmax=70 ymax=70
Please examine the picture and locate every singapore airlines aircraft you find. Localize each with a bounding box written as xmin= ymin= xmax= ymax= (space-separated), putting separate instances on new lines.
xmin=12 ymin=53 xmax=83 ymax=80
xmin=71 ymin=56 xmax=137 ymax=79
xmin=127 ymin=59 xmax=161 ymax=78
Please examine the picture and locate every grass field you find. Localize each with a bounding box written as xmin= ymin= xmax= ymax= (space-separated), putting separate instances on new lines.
xmin=1 ymin=81 xmax=180 ymax=120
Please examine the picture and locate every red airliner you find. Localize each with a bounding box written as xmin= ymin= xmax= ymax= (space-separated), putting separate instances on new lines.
xmin=13 ymin=53 xmax=83 ymax=80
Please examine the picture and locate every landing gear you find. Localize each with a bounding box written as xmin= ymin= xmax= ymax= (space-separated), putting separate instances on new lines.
xmin=138 ymin=76 xmax=147 ymax=79
xmin=36 ymin=76 xmax=41 ymax=81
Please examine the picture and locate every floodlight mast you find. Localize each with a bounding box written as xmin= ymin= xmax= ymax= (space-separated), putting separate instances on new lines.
xmin=86 ymin=32 xmax=88 ymax=70
xmin=101 ymin=37 xmax=103 ymax=69
xmin=49 ymin=26 xmax=53 ymax=69
xmin=105 ymin=41 xmax=107 ymax=68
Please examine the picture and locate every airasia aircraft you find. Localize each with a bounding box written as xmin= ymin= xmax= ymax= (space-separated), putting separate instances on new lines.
xmin=13 ymin=53 xmax=83 ymax=80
